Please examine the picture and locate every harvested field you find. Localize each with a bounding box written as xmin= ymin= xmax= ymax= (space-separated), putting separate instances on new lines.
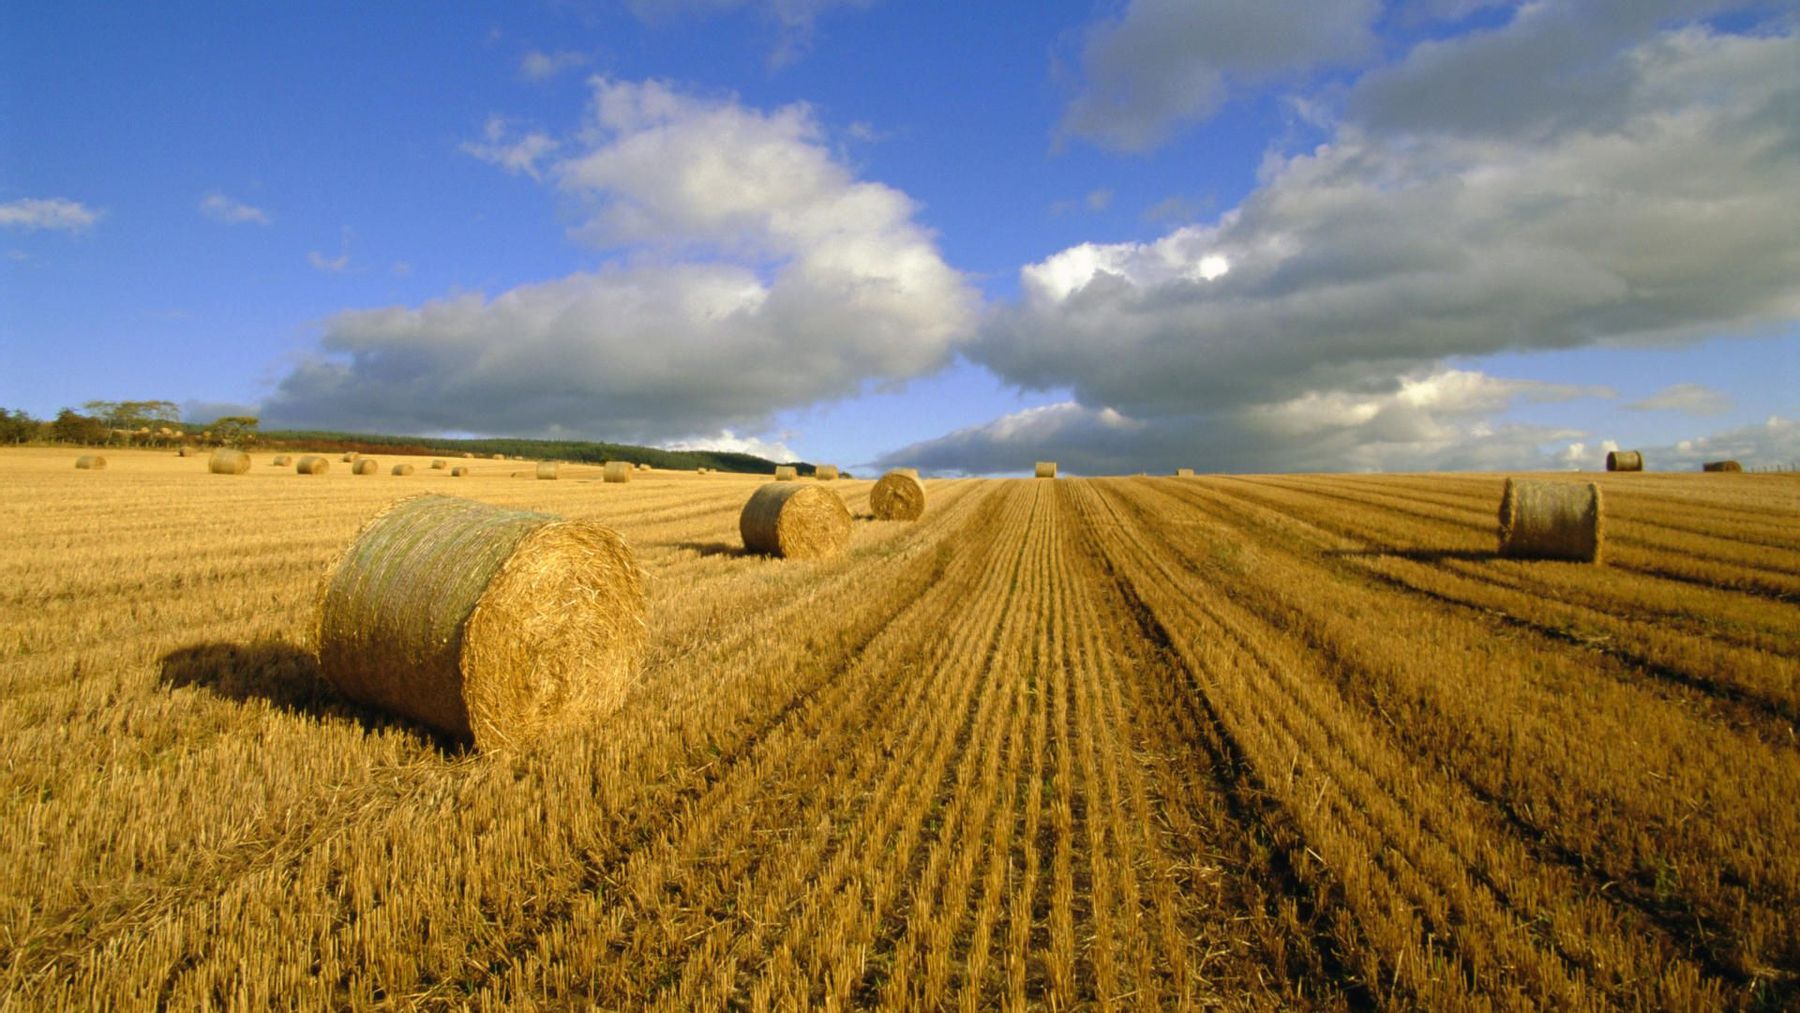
xmin=1 ymin=447 xmax=1796 ymax=1008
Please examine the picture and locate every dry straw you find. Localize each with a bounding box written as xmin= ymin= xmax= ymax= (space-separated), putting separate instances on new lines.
xmin=636 ymin=463 xmax=651 ymax=471
xmin=354 ymin=459 xmax=379 ymax=476
xmin=536 ymin=462 xmax=559 ymax=481
xmin=1035 ymin=461 xmax=1057 ymax=478
xmin=209 ymin=449 xmax=252 ymax=475
xmin=451 ymin=466 xmax=469 ymax=477
xmin=295 ymin=455 xmax=330 ymax=475
xmin=392 ymin=464 xmax=415 ymax=476
xmin=177 ymin=446 xmax=191 ymax=457
xmin=74 ymin=455 xmax=106 ymax=470
xmin=604 ymin=461 xmax=633 ymax=483
xmin=461 ymin=452 xmax=475 ymax=459
xmin=1703 ymin=460 xmax=1743 ymax=472
xmin=870 ymin=470 xmax=927 ymax=521
xmin=740 ymin=483 xmax=852 ymax=559
xmin=315 ymin=494 xmax=648 ymax=750
xmin=816 ymin=465 xmax=840 ymax=481
xmin=342 ymin=453 xmax=358 ymax=463
xmin=272 ymin=455 xmax=293 ymax=467
xmin=1176 ymin=467 xmax=1195 ymax=477
xmin=431 ymin=460 xmax=447 ymax=470
xmin=491 ymin=453 xmax=506 ymax=461
xmin=1606 ymin=450 xmax=1644 ymax=472
xmin=774 ymin=465 xmax=798 ymax=481
xmin=1498 ymin=478 xmax=1604 ymax=563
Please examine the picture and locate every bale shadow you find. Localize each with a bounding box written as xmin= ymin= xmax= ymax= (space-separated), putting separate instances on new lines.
xmin=673 ymin=540 xmax=745 ymax=558
xmin=158 ymin=641 xmax=462 ymax=751
xmin=1324 ymin=547 xmax=1496 ymax=563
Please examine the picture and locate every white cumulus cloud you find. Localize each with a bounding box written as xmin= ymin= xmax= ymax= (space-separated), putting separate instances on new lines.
xmin=199 ymin=192 xmax=271 ymax=225
xmin=0 ymin=197 xmax=100 ymax=232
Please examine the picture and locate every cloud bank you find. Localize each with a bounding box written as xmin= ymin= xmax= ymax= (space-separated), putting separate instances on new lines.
xmin=0 ymin=197 xmax=100 ymax=232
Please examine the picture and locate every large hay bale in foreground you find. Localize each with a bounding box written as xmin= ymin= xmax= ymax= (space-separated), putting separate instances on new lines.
xmin=392 ymin=464 xmax=415 ymax=476
xmin=603 ymin=461 xmax=633 ymax=483
xmin=296 ymin=455 xmax=330 ymax=475
xmin=1703 ymin=460 xmax=1743 ymax=472
xmin=1035 ymin=461 xmax=1057 ymax=479
xmin=315 ymin=494 xmax=648 ymax=749
xmin=431 ymin=459 xmax=447 ymax=470
xmin=1498 ymin=479 xmax=1603 ymax=563
xmin=272 ymin=455 xmax=293 ymax=467
xmin=871 ymin=470 xmax=926 ymax=521
xmin=451 ymin=466 xmax=469 ymax=477
xmin=536 ymin=462 xmax=559 ymax=480
xmin=774 ymin=465 xmax=798 ymax=481
xmin=740 ymin=483 xmax=852 ymax=559
xmin=816 ymin=465 xmax=839 ymax=481
xmin=209 ymin=449 xmax=252 ymax=475
xmin=74 ymin=455 xmax=106 ymax=470
xmin=1606 ymin=450 xmax=1643 ymax=472
xmin=353 ymin=459 xmax=379 ymax=476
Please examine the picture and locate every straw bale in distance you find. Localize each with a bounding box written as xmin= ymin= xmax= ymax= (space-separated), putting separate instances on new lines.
xmin=816 ymin=465 xmax=839 ymax=481
xmin=774 ymin=465 xmax=798 ymax=481
xmin=461 ymin=452 xmax=475 ymax=459
xmin=1703 ymin=460 xmax=1743 ymax=472
xmin=870 ymin=470 xmax=926 ymax=521
xmin=272 ymin=455 xmax=293 ymax=467
xmin=315 ymin=494 xmax=648 ymax=749
xmin=536 ymin=462 xmax=559 ymax=480
xmin=1035 ymin=461 xmax=1057 ymax=478
xmin=342 ymin=452 xmax=358 ymax=463
xmin=177 ymin=446 xmax=191 ymax=457
xmin=431 ymin=459 xmax=447 ymax=469
xmin=1606 ymin=449 xmax=1644 ymax=472
xmin=295 ymin=455 xmax=330 ymax=475
xmin=603 ymin=461 xmax=633 ymax=483
xmin=492 ymin=453 xmax=505 ymax=460
xmin=74 ymin=455 xmax=106 ymax=470
xmin=740 ymin=483 xmax=852 ymax=559
xmin=1176 ymin=467 xmax=1195 ymax=477
xmin=353 ymin=459 xmax=379 ymax=475
xmin=1498 ymin=478 xmax=1603 ymax=563
xmin=451 ymin=466 xmax=469 ymax=477
xmin=636 ymin=463 xmax=651 ymax=471
xmin=392 ymin=464 xmax=415 ymax=476
xmin=209 ymin=449 xmax=252 ymax=475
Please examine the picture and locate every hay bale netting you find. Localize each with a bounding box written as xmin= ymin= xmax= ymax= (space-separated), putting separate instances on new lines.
xmin=774 ymin=465 xmax=798 ymax=481
xmin=392 ymin=464 xmax=415 ymax=476
xmin=1176 ymin=467 xmax=1195 ymax=477
xmin=740 ymin=483 xmax=852 ymax=559
xmin=603 ymin=461 xmax=633 ymax=483
xmin=431 ymin=459 xmax=447 ymax=470
xmin=1498 ymin=479 xmax=1604 ymax=563
xmin=1035 ymin=461 xmax=1057 ymax=479
xmin=451 ymin=466 xmax=469 ymax=477
xmin=1703 ymin=460 xmax=1743 ymax=473
xmin=209 ymin=449 xmax=252 ymax=475
xmin=870 ymin=470 xmax=927 ymax=521
xmin=295 ymin=455 xmax=330 ymax=475
xmin=353 ymin=459 xmax=379 ymax=476
xmin=74 ymin=455 xmax=106 ymax=470
xmin=315 ymin=494 xmax=648 ymax=749
xmin=816 ymin=464 xmax=840 ymax=481
xmin=1606 ymin=450 xmax=1644 ymax=472
xmin=536 ymin=462 xmax=559 ymax=481
xmin=272 ymin=455 xmax=293 ymax=467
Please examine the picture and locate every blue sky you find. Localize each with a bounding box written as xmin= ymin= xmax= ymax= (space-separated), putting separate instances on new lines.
xmin=3 ymin=1 xmax=1795 ymax=474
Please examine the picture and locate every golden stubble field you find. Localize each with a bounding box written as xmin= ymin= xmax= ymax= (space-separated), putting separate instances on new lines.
xmin=2 ymin=447 xmax=1797 ymax=1008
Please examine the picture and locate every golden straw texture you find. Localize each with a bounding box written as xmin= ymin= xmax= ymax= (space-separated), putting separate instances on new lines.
xmin=342 ymin=453 xmax=358 ymax=463
xmin=1035 ymin=461 xmax=1057 ymax=478
xmin=603 ymin=462 xmax=632 ymax=483
xmin=315 ymin=494 xmax=648 ymax=750
xmin=1176 ymin=468 xmax=1195 ymax=477
xmin=431 ymin=460 xmax=447 ymax=470
xmin=739 ymin=483 xmax=852 ymax=559
xmin=391 ymin=464 xmax=415 ymax=476
xmin=870 ymin=471 xmax=927 ymax=521
xmin=353 ymin=460 xmax=379 ymax=476
xmin=74 ymin=455 xmax=106 ymax=470
xmin=209 ymin=449 xmax=252 ymax=475
xmin=1606 ymin=450 xmax=1644 ymax=472
xmin=272 ymin=455 xmax=293 ymax=467
xmin=1703 ymin=460 xmax=1743 ymax=472
xmin=295 ymin=456 xmax=330 ymax=475
xmin=451 ymin=466 xmax=469 ymax=477
xmin=774 ymin=465 xmax=798 ymax=481
xmin=536 ymin=462 xmax=559 ymax=480
xmin=815 ymin=465 xmax=839 ymax=481
xmin=1498 ymin=479 xmax=1604 ymax=563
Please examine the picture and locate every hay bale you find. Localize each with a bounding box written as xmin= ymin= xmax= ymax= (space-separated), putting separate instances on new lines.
xmin=740 ymin=483 xmax=852 ymax=559
xmin=1702 ymin=460 xmax=1743 ymax=472
xmin=451 ymin=466 xmax=469 ymax=477
xmin=536 ymin=462 xmax=559 ymax=481
xmin=315 ymin=494 xmax=648 ymax=749
xmin=816 ymin=465 xmax=840 ymax=481
xmin=209 ymin=449 xmax=252 ymax=475
xmin=870 ymin=470 xmax=926 ymax=521
xmin=342 ymin=453 xmax=358 ymax=463
xmin=392 ymin=464 xmax=415 ymax=476
xmin=774 ymin=465 xmax=798 ymax=481
xmin=431 ymin=460 xmax=447 ymax=470
xmin=353 ymin=459 xmax=379 ymax=476
xmin=1035 ymin=461 xmax=1057 ymax=479
xmin=177 ymin=446 xmax=191 ymax=457
xmin=1176 ymin=467 xmax=1195 ymax=477
xmin=461 ymin=452 xmax=475 ymax=459
xmin=1606 ymin=450 xmax=1643 ymax=472
xmin=74 ymin=455 xmax=106 ymax=470
xmin=603 ymin=461 xmax=633 ymax=483
xmin=272 ymin=455 xmax=293 ymax=467
xmin=1498 ymin=479 xmax=1603 ymax=563
xmin=696 ymin=467 xmax=710 ymax=475
xmin=636 ymin=463 xmax=651 ymax=471
xmin=492 ymin=453 xmax=506 ymax=461
xmin=295 ymin=455 xmax=330 ymax=475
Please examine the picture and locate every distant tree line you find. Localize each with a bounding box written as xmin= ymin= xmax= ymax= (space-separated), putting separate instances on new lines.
xmin=0 ymin=401 xmax=259 ymax=447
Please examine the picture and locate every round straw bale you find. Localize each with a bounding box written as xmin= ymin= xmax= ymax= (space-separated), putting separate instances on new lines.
xmin=74 ymin=455 xmax=106 ymax=470
xmin=295 ymin=455 xmax=330 ymax=475
xmin=1498 ymin=478 xmax=1603 ymax=563
xmin=342 ymin=452 xmax=357 ymax=463
xmin=697 ymin=467 xmax=710 ymax=475
xmin=451 ymin=466 xmax=469 ymax=477
xmin=177 ymin=446 xmax=191 ymax=457
xmin=1035 ymin=461 xmax=1057 ymax=478
xmin=492 ymin=453 xmax=506 ymax=460
xmin=209 ymin=449 xmax=252 ymax=475
xmin=636 ymin=463 xmax=651 ymax=471
xmin=1702 ymin=460 xmax=1742 ymax=472
xmin=740 ymin=483 xmax=852 ymax=559
xmin=1176 ymin=467 xmax=1195 ymax=477
xmin=603 ymin=461 xmax=633 ymax=483
xmin=815 ymin=464 xmax=840 ymax=481
xmin=354 ymin=459 xmax=379 ymax=475
xmin=392 ymin=464 xmax=415 ymax=476
xmin=315 ymin=494 xmax=648 ymax=749
xmin=536 ymin=462 xmax=559 ymax=480
xmin=431 ymin=459 xmax=447 ymax=469
xmin=461 ymin=452 xmax=474 ymax=459
xmin=272 ymin=455 xmax=293 ymax=467
xmin=1606 ymin=449 xmax=1643 ymax=472
xmin=870 ymin=470 xmax=926 ymax=521
xmin=774 ymin=465 xmax=798 ymax=481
